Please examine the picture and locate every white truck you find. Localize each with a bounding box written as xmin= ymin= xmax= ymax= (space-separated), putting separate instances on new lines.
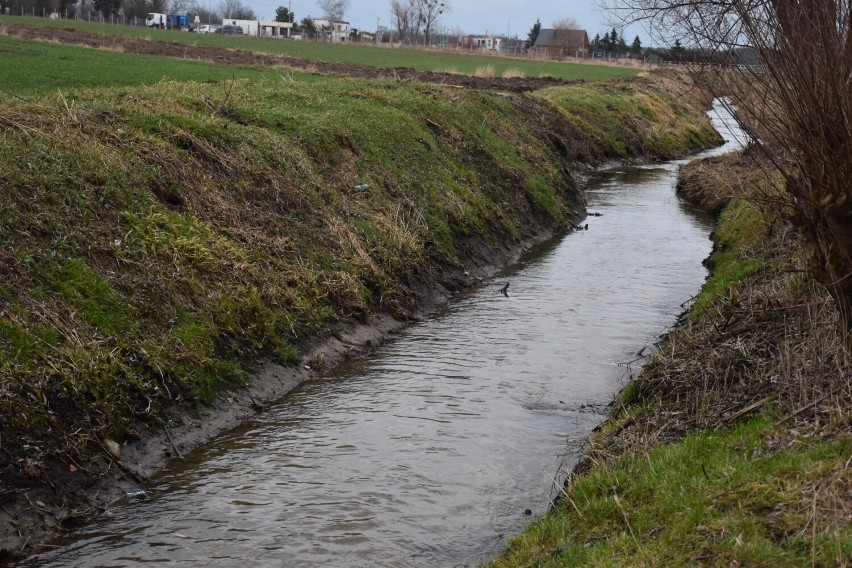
xmin=146 ymin=12 xmax=167 ymax=28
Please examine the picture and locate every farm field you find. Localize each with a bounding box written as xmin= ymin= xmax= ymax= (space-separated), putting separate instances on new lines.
xmin=0 ymin=15 xmax=640 ymax=82
xmin=0 ymin=33 xmax=313 ymax=93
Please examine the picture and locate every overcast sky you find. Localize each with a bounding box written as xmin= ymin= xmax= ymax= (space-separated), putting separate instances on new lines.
xmin=241 ymin=0 xmax=651 ymax=44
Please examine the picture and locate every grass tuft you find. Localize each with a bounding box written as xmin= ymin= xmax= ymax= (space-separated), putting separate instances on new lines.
xmin=502 ymin=67 xmax=526 ymax=79
xmin=473 ymin=64 xmax=495 ymax=78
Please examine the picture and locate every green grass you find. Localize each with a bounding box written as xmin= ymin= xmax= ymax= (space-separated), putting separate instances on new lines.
xmin=0 ymin=15 xmax=639 ymax=82
xmin=489 ymin=417 xmax=852 ymax=567
xmin=691 ymin=198 xmax=769 ymax=317
xmin=1 ymin=73 xmax=593 ymax=462
xmin=0 ymin=34 xmax=305 ymax=93
xmin=534 ymin=77 xmax=723 ymax=161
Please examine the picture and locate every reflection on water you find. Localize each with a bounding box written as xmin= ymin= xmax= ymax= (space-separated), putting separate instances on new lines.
xmin=33 ymin=101 xmax=743 ymax=568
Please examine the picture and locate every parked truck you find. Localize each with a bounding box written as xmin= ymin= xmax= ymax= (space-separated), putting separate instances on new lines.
xmin=167 ymin=14 xmax=190 ymax=30
xmin=146 ymin=12 xmax=166 ymax=28
xmin=145 ymin=12 xmax=190 ymax=30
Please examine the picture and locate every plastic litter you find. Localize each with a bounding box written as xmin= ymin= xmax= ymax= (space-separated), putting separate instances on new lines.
xmin=124 ymin=490 xmax=149 ymax=500
xmin=353 ymin=184 xmax=370 ymax=192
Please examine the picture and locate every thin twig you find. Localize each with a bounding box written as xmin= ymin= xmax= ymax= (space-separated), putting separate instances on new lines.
xmin=163 ymin=425 xmax=184 ymax=460
xmin=775 ymin=393 xmax=831 ymax=426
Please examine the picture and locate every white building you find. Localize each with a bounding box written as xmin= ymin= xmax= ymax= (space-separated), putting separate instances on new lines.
xmin=470 ymin=36 xmax=502 ymax=50
xmin=312 ymin=18 xmax=351 ymax=42
xmin=225 ymin=18 xmax=294 ymax=38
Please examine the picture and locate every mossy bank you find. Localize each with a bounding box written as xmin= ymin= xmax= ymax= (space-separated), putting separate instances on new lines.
xmin=486 ymin=149 xmax=851 ymax=567
xmin=0 ymin=71 xmax=720 ymax=560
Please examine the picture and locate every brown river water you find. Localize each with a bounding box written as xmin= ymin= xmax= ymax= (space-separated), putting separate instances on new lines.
xmin=33 ymin=101 xmax=746 ymax=567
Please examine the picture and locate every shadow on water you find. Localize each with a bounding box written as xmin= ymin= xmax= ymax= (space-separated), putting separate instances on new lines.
xmin=32 ymin=101 xmax=745 ymax=568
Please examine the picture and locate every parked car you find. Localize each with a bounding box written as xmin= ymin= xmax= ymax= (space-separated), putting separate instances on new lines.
xmin=195 ymin=24 xmax=213 ymax=33
xmin=216 ymin=24 xmax=244 ymax=35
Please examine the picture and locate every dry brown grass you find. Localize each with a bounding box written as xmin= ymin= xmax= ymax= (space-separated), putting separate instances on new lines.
xmin=677 ymin=147 xmax=770 ymax=215
xmin=473 ymin=65 xmax=494 ymax=78
xmin=501 ymin=67 xmax=525 ymax=79
xmin=581 ymin=150 xmax=852 ymax=473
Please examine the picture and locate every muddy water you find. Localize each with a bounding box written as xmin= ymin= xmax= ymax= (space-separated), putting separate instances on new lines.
xmin=35 ymin=101 xmax=744 ymax=567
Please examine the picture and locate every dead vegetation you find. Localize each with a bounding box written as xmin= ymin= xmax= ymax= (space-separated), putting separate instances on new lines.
xmin=481 ymin=150 xmax=851 ymax=567
xmin=582 ymin=148 xmax=851 ymax=463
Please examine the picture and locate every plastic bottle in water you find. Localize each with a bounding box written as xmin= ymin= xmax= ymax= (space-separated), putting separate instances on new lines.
xmin=124 ymin=490 xmax=149 ymax=500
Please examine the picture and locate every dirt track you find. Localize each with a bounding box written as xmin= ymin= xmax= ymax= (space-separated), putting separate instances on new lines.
xmin=1 ymin=22 xmax=578 ymax=92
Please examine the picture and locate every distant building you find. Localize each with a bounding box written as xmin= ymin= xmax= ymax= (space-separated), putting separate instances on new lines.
xmin=461 ymin=36 xmax=502 ymax=50
xmin=312 ymin=18 xmax=351 ymax=42
xmin=222 ymin=18 xmax=293 ymax=38
xmin=532 ymin=29 xmax=590 ymax=58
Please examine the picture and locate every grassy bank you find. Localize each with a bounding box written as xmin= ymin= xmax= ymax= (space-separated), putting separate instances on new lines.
xmin=533 ymin=73 xmax=717 ymax=161
xmin=0 ymin=66 xmax=720 ymax=557
xmin=486 ymin=150 xmax=851 ymax=567
xmin=0 ymin=16 xmax=639 ymax=82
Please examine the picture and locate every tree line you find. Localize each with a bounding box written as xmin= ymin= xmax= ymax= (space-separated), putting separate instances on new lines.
xmin=1 ymin=0 xmax=257 ymax=22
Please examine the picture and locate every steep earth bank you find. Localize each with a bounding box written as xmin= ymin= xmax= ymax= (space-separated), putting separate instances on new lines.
xmin=0 ymin=65 xmax=719 ymax=562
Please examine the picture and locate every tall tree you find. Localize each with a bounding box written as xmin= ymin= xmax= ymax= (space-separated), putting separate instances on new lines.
xmin=390 ymin=0 xmax=416 ymax=43
xmin=416 ymin=0 xmax=448 ymax=45
xmin=92 ymin=0 xmax=120 ymax=16
xmin=169 ymin=0 xmax=195 ymax=13
xmin=598 ymin=30 xmax=611 ymax=52
xmin=300 ymin=16 xmax=316 ymax=37
xmin=318 ymin=0 xmax=348 ymax=20
xmin=670 ymin=38 xmax=684 ymax=61
xmin=124 ymin=0 xmax=148 ymax=19
xmin=275 ymin=5 xmax=294 ymax=22
xmin=58 ymin=0 xmax=79 ymax=15
xmin=603 ymin=0 xmax=852 ymax=342
xmin=552 ymin=17 xmax=579 ymax=29
xmin=528 ymin=18 xmax=541 ymax=46
xmin=218 ymin=0 xmax=254 ymax=19
xmin=630 ymin=34 xmax=642 ymax=56
xmin=617 ymin=31 xmax=628 ymax=53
